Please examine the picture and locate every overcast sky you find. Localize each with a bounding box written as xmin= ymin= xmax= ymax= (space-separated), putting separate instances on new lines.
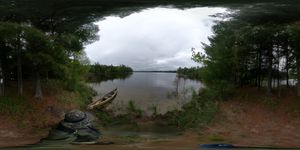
xmin=85 ymin=7 xmax=227 ymax=71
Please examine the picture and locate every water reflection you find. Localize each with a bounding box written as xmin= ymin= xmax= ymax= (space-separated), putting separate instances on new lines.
xmin=87 ymin=72 xmax=133 ymax=82
xmin=89 ymin=72 xmax=203 ymax=115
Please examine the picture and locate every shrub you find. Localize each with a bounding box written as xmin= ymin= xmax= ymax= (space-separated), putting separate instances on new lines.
xmin=168 ymin=90 xmax=218 ymax=129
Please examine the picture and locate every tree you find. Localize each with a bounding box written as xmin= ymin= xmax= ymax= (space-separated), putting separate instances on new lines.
xmin=288 ymin=22 xmax=300 ymax=97
xmin=192 ymin=19 xmax=300 ymax=98
xmin=0 ymin=60 xmax=3 ymax=96
xmin=23 ymin=26 xmax=55 ymax=99
xmin=0 ymin=22 xmax=62 ymax=99
xmin=0 ymin=22 xmax=24 ymax=96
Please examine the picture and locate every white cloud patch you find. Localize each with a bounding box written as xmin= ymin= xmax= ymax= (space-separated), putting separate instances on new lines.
xmin=85 ymin=7 xmax=227 ymax=70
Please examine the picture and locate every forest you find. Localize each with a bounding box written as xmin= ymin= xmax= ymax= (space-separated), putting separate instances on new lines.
xmin=0 ymin=0 xmax=104 ymax=99
xmin=192 ymin=12 xmax=300 ymax=99
xmin=0 ymin=22 xmax=97 ymax=98
xmin=88 ymin=63 xmax=133 ymax=81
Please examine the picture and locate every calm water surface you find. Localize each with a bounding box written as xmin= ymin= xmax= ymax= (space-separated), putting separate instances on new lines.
xmin=90 ymin=72 xmax=203 ymax=115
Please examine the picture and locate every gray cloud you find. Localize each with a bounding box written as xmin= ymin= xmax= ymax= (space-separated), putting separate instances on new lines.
xmin=85 ymin=7 xmax=227 ymax=71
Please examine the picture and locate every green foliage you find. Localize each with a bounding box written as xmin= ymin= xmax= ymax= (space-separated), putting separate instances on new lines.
xmin=44 ymin=79 xmax=94 ymax=107
xmin=149 ymin=104 xmax=158 ymax=116
xmin=167 ymin=90 xmax=217 ymax=129
xmin=94 ymin=110 xmax=133 ymax=126
xmin=126 ymin=100 xmax=143 ymax=118
xmin=287 ymin=97 xmax=300 ymax=115
xmin=192 ymin=19 xmax=300 ymax=98
xmin=177 ymin=67 xmax=203 ymax=80
xmin=94 ymin=101 xmax=145 ymax=126
xmin=0 ymin=96 xmax=33 ymax=117
xmin=94 ymin=110 xmax=114 ymax=126
xmin=262 ymin=96 xmax=280 ymax=110
xmin=208 ymin=134 xmax=225 ymax=142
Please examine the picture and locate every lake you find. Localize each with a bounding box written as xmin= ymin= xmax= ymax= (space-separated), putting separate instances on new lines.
xmin=89 ymin=72 xmax=203 ymax=115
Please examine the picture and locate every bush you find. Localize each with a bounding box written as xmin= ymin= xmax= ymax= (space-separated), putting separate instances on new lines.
xmin=126 ymin=100 xmax=143 ymax=118
xmin=207 ymin=80 xmax=234 ymax=101
xmin=168 ymin=90 xmax=218 ymax=129
xmin=44 ymin=79 xmax=95 ymax=107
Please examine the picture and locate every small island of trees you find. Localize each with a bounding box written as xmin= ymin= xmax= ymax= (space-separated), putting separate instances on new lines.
xmin=87 ymin=63 xmax=133 ymax=82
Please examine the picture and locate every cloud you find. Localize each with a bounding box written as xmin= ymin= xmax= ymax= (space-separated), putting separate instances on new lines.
xmin=85 ymin=7 xmax=227 ymax=71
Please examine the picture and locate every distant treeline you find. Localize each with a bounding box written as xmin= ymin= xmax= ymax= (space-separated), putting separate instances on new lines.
xmin=135 ymin=70 xmax=176 ymax=73
xmin=88 ymin=63 xmax=133 ymax=82
xmin=176 ymin=67 xmax=202 ymax=80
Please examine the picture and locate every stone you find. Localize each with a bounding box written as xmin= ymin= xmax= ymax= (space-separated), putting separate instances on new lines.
xmin=47 ymin=110 xmax=101 ymax=143
xmin=64 ymin=109 xmax=86 ymax=123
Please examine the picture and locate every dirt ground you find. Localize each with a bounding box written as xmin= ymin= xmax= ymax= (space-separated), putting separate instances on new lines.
xmin=0 ymin=92 xmax=77 ymax=148
xmin=1 ymin=88 xmax=300 ymax=148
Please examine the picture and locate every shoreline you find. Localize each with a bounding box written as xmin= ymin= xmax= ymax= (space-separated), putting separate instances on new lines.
xmin=1 ymin=87 xmax=300 ymax=148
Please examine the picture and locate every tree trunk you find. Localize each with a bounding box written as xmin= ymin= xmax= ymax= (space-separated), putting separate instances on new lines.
xmin=258 ymin=49 xmax=262 ymax=87
xmin=255 ymin=50 xmax=259 ymax=86
xmin=297 ymin=58 xmax=300 ymax=97
xmin=266 ymin=49 xmax=273 ymax=95
xmin=34 ymin=69 xmax=43 ymax=99
xmin=276 ymin=44 xmax=280 ymax=89
xmin=0 ymin=60 xmax=4 ymax=96
xmin=17 ymin=44 xmax=23 ymax=96
xmin=286 ymin=49 xmax=289 ymax=87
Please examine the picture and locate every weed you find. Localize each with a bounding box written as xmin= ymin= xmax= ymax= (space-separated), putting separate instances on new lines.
xmin=149 ymin=104 xmax=158 ymax=116
xmin=287 ymin=97 xmax=300 ymax=115
xmin=44 ymin=79 xmax=94 ymax=107
xmin=0 ymin=96 xmax=32 ymax=117
xmin=208 ymin=134 xmax=225 ymax=142
xmin=262 ymin=96 xmax=279 ymax=110
xmin=167 ymin=89 xmax=218 ymax=129
xmin=126 ymin=100 xmax=143 ymax=118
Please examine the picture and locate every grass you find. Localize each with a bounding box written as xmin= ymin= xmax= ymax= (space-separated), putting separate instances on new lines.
xmin=166 ymin=89 xmax=218 ymax=129
xmin=0 ymin=79 xmax=95 ymax=129
xmin=261 ymin=96 xmax=280 ymax=110
xmin=94 ymin=110 xmax=132 ymax=126
xmin=148 ymin=104 xmax=158 ymax=117
xmin=94 ymin=101 xmax=145 ymax=126
xmin=0 ymin=96 xmax=33 ymax=118
xmin=126 ymin=100 xmax=143 ymax=118
xmin=208 ymin=134 xmax=225 ymax=142
xmin=287 ymin=96 xmax=300 ymax=116
xmin=94 ymin=89 xmax=218 ymax=130
xmin=44 ymin=79 xmax=94 ymax=108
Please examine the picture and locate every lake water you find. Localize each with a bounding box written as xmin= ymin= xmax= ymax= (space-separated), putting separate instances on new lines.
xmin=89 ymin=72 xmax=203 ymax=115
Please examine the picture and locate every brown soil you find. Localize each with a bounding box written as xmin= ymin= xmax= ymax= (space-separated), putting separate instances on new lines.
xmin=0 ymin=82 xmax=79 ymax=148
xmin=199 ymin=88 xmax=300 ymax=147
xmin=1 ymin=87 xmax=300 ymax=149
xmin=143 ymin=87 xmax=300 ymax=148
xmin=122 ymin=87 xmax=300 ymax=149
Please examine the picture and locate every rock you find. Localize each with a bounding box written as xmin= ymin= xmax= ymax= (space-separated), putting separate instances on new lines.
xmin=64 ymin=109 xmax=86 ymax=123
xmin=47 ymin=110 xmax=101 ymax=143
xmin=61 ymin=112 xmax=95 ymax=130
